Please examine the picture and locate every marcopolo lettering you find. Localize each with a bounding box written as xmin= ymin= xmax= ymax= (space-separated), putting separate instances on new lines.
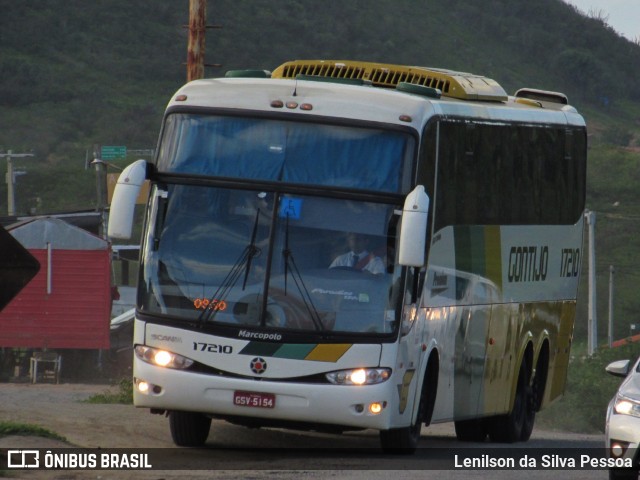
xmin=238 ymin=330 xmax=283 ymax=341
xmin=508 ymin=246 xmax=549 ymax=282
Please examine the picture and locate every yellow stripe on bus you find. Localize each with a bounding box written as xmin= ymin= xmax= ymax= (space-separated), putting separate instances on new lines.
xmin=305 ymin=344 xmax=352 ymax=362
xmin=484 ymin=225 xmax=502 ymax=290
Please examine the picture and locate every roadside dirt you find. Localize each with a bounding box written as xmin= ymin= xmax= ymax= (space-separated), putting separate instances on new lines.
xmin=0 ymin=382 xmax=172 ymax=449
xmin=0 ymin=382 xmax=210 ymax=480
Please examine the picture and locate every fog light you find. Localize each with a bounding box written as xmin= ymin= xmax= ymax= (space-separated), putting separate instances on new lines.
xmin=137 ymin=381 xmax=150 ymax=394
xmin=611 ymin=442 xmax=626 ymax=458
xmin=369 ymin=402 xmax=383 ymax=414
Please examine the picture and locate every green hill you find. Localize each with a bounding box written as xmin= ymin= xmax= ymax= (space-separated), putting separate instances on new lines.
xmin=1 ymin=0 xmax=639 ymax=342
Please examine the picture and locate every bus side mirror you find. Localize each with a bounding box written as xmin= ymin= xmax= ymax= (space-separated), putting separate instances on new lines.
xmin=398 ymin=185 xmax=429 ymax=267
xmin=108 ymin=159 xmax=148 ymax=239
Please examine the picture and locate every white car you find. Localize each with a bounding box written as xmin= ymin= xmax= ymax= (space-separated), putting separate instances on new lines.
xmin=606 ymin=355 xmax=640 ymax=480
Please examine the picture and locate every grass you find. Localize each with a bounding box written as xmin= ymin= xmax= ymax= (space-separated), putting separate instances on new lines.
xmin=82 ymin=377 xmax=133 ymax=405
xmin=0 ymin=421 xmax=66 ymax=441
xmin=537 ymin=341 xmax=639 ymax=433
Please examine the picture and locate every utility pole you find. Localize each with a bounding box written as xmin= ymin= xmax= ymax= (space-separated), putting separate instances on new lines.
xmin=186 ymin=0 xmax=221 ymax=81
xmin=93 ymin=153 xmax=108 ymax=239
xmin=1 ymin=150 xmax=35 ymax=216
xmin=586 ymin=210 xmax=597 ymax=356
xmin=90 ymin=156 xmax=124 ymax=240
xmin=187 ymin=0 xmax=206 ymax=81
xmin=608 ymin=265 xmax=614 ymax=347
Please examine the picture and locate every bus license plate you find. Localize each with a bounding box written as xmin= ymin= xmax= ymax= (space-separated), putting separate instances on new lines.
xmin=233 ymin=391 xmax=275 ymax=408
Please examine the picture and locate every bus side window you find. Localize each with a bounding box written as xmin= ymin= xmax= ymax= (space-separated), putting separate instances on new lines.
xmin=472 ymin=283 xmax=488 ymax=304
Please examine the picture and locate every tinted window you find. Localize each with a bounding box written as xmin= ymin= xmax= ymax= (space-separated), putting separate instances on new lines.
xmin=419 ymin=120 xmax=586 ymax=230
xmin=156 ymin=114 xmax=414 ymax=194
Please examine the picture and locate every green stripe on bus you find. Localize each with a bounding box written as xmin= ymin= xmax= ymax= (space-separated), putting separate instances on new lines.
xmin=274 ymin=343 xmax=317 ymax=359
xmin=454 ymin=226 xmax=502 ymax=289
xmin=239 ymin=342 xmax=281 ymax=356
xmin=238 ymin=342 xmax=352 ymax=362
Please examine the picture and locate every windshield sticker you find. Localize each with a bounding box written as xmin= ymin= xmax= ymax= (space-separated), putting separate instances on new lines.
xmin=279 ymin=197 xmax=302 ymax=220
xmin=311 ymin=288 xmax=369 ymax=302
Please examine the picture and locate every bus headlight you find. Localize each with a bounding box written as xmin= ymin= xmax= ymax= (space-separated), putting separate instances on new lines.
xmin=326 ymin=368 xmax=391 ymax=385
xmin=135 ymin=345 xmax=194 ymax=370
xmin=613 ymin=394 xmax=640 ymax=418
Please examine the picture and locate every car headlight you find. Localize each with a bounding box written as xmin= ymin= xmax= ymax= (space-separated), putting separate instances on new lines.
xmin=135 ymin=345 xmax=194 ymax=369
xmin=613 ymin=394 xmax=640 ymax=418
xmin=326 ymin=368 xmax=391 ymax=385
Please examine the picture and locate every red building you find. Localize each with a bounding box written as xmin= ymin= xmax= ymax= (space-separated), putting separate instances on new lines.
xmin=0 ymin=217 xmax=111 ymax=349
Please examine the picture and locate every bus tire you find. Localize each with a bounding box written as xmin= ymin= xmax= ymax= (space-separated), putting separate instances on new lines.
xmin=522 ymin=345 xmax=548 ymax=442
xmin=169 ymin=410 xmax=211 ymax=447
xmin=380 ymin=386 xmax=426 ymax=454
xmin=454 ymin=418 xmax=487 ymax=442
xmin=379 ymin=410 xmax=422 ymax=454
xmin=488 ymin=360 xmax=530 ymax=443
xmin=520 ymin=374 xmax=536 ymax=442
xmin=380 ymin=354 xmax=437 ymax=454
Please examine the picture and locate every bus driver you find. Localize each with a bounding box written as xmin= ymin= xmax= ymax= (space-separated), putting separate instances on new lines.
xmin=329 ymin=232 xmax=386 ymax=275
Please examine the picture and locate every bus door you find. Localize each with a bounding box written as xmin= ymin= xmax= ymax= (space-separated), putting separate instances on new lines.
xmin=483 ymin=297 xmax=518 ymax=416
xmin=453 ymin=277 xmax=491 ymax=419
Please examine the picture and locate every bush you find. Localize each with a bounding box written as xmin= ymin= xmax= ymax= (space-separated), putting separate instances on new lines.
xmin=83 ymin=377 xmax=133 ymax=405
xmin=538 ymin=342 xmax=639 ymax=433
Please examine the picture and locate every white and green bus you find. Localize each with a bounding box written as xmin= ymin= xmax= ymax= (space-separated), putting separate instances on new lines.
xmin=109 ymin=60 xmax=586 ymax=452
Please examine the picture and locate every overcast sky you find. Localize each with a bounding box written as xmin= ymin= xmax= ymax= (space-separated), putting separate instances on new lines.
xmin=563 ymin=0 xmax=640 ymax=40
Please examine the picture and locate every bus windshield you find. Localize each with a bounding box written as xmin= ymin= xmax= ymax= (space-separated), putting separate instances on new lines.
xmin=156 ymin=114 xmax=413 ymax=194
xmin=139 ymin=185 xmax=403 ymax=335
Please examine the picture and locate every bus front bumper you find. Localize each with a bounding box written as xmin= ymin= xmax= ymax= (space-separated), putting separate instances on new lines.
xmin=133 ymin=359 xmax=399 ymax=431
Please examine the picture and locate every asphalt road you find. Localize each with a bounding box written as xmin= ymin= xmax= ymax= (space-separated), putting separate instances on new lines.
xmin=0 ymin=383 xmax=613 ymax=479
xmin=153 ymin=419 xmax=609 ymax=479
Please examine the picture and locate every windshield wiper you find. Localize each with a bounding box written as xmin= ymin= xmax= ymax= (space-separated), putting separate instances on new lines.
xmin=199 ymin=210 xmax=261 ymax=324
xmin=282 ymin=214 xmax=325 ymax=331
xmin=242 ymin=209 xmax=261 ymax=290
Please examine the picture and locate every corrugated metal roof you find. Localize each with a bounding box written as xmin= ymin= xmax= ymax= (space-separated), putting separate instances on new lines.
xmin=7 ymin=217 xmax=107 ymax=250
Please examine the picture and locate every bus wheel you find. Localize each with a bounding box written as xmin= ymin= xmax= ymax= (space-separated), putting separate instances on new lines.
xmin=379 ymin=392 xmax=425 ymax=454
xmin=488 ymin=360 xmax=530 ymax=443
xmin=520 ymin=373 xmax=536 ymax=441
xmin=379 ymin=414 xmax=422 ymax=454
xmin=169 ymin=410 xmax=211 ymax=447
xmin=454 ymin=418 xmax=487 ymax=442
